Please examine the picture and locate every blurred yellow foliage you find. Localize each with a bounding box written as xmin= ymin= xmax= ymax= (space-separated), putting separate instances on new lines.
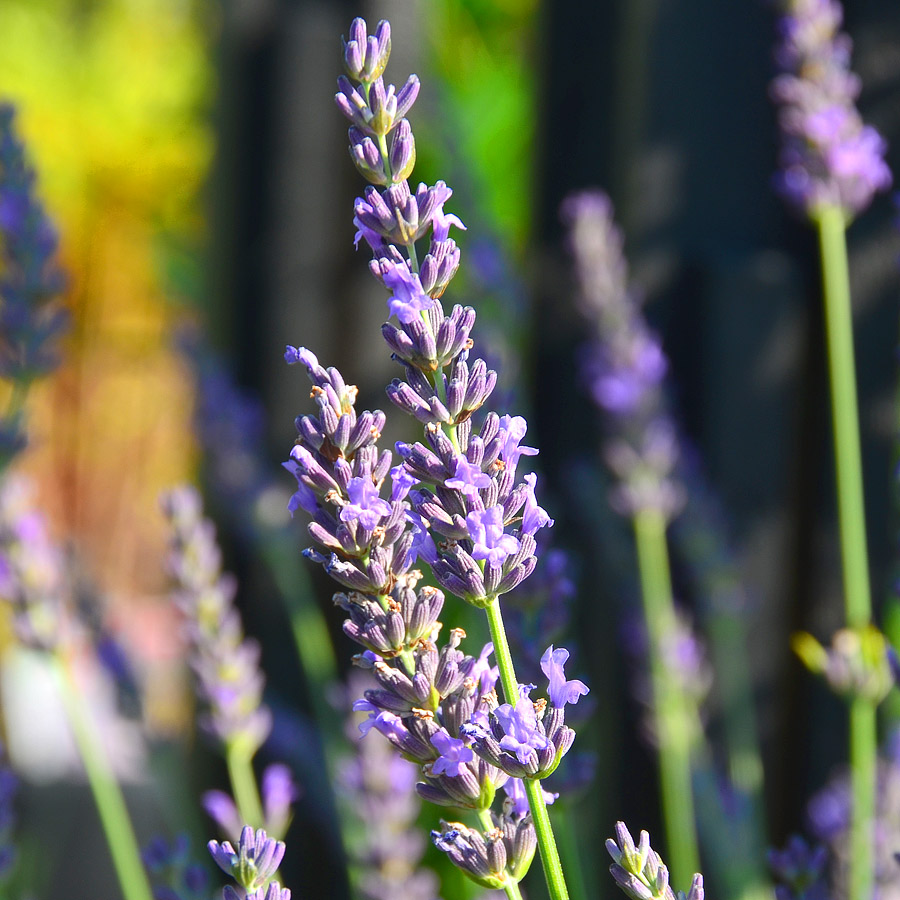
xmin=0 ymin=0 xmax=214 ymax=698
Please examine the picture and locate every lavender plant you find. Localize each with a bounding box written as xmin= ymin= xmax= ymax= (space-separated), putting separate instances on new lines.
xmin=162 ymin=485 xmax=296 ymax=837
xmin=771 ymin=4 xmax=893 ymax=900
xmin=282 ymin=17 xmax=589 ymax=900
xmin=0 ymin=104 xmax=66 ymax=468
xmin=560 ymin=189 xmax=699 ymax=884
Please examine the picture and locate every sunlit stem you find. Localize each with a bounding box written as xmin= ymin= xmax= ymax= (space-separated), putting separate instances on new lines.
xmin=632 ymin=505 xmax=700 ymax=886
xmin=483 ymin=596 xmax=570 ymax=900
xmin=815 ymin=203 xmax=876 ymax=900
xmin=54 ymin=652 xmax=154 ymax=900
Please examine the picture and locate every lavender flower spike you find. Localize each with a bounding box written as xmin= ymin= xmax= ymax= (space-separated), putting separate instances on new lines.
xmin=208 ymin=826 xmax=285 ymax=892
xmin=606 ymin=822 xmax=704 ymax=900
xmin=161 ymin=486 xmax=272 ymax=754
xmin=771 ymin=0 xmax=891 ymax=219
xmin=540 ymin=645 xmax=589 ymax=709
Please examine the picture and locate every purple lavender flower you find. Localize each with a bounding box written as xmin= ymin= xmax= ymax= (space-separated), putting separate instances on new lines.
xmin=540 ymin=645 xmax=589 ymax=709
xmin=341 ymin=476 xmax=393 ymax=528
xmin=208 ymin=825 xmax=285 ymax=892
xmin=466 ymin=506 xmax=520 ymax=567
xmin=431 ymin=731 xmax=475 ymax=777
xmin=446 ymin=455 xmax=492 ymax=498
xmin=495 ymin=686 xmax=551 ymax=764
xmin=771 ymin=0 xmax=891 ymax=218
xmin=497 ymin=415 xmax=539 ymax=474
xmin=383 ymin=264 xmax=435 ymax=324
xmin=502 ymin=777 xmax=558 ymax=817
xmin=161 ymin=486 xmax=272 ymax=754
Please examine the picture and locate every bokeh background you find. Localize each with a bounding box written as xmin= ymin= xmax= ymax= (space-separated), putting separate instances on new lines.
xmin=2 ymin=0 xmax=900 ymax=897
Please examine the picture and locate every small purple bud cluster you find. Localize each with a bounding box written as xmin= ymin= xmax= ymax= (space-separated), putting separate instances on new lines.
xmin=562 ymin=191 xmax=683 ymax=520
xmin=339 ymin=672 xmax=440 ymax=900
xmin=767 ymin=835 xmax=828 ymax=900
xmin=0 ymin=105 xmax=67 ymax=401
xmin=209 ymin=825 xmax=290 ymax=900
xmin=204 ymin=763 xmax=298 ymax=842
xmin=431 ymin=808 xmax=537 ymax=891
xmin=142 ymin=834 xmax=209 ymax=900
xmin=0 ymin=475 xmax=66 ymax=651
xmin=161 ymin=486 xmax=271 ymax=754
xmin=770 ymin=0 xmax=891 ymax=219
xmin=607 ymin=821 xmax=704 ymax=900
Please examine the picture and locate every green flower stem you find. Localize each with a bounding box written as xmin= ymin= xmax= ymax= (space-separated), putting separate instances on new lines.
xmin=815 ymin=205 xmax=872 ymax=628
xmin=53 ymin=653 xmax=154 ymax=900
xmin=815 ymin=203 xmax=876 ymax=900
xmin=225 ymin=742 xmax=265 ymax=829
xmin=483 ymin=596 xmax=570 ymax=900
xmin=632 ymin=506 xmax=700 ymax=887
xmin=849 ymin=696 xmax=877 ymax=900
xmin=476 ymin=808 xmax=525 ymax=900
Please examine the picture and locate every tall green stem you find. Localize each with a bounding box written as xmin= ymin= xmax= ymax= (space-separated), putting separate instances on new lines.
xmin=815 ymin=204 xmax=876 ymax=900
xmin=632 ymin=506 xmax=699 ymax=887
xmin=225 ymin=743 xmax=264 ymax=829
xmin=483 ymin=596 xmax=570 ymax=900
xmin=54 ymin=654 xmax=154 ymax=900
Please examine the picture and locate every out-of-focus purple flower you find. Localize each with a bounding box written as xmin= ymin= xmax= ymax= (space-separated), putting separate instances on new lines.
xmin=261 ymin=764 xmax=298 ymax=840
xmin=143 ymin=833 xmax=209 ymax=900
xmin=0 ymin=105 xmax=67 ymax=411
xmin=431 ymin=731 xmax=474 ymax=777
xmin=540 ymin=646 xmax=589 ymax=709
xmin=466 ymin=506 xmax=520 ymax=567
xmin=203 ymin=790 xmax=243 ymax=843
xmin=0 ymin=476 xmax=66 ymax=651
xmin=340 ymin=671 xmax=441 ymax=900
xmin=771 ymin=0 xmax=891 ymax=218
xmin=768 ymin=835 xmax=829 ymax=900
xmin=562 ymin=191 xmax=683 ymax=521
xmin=806 ymin=743 xmax=900 ymax=898
xmin=161 ymin=486 xmax=271 ymax=754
